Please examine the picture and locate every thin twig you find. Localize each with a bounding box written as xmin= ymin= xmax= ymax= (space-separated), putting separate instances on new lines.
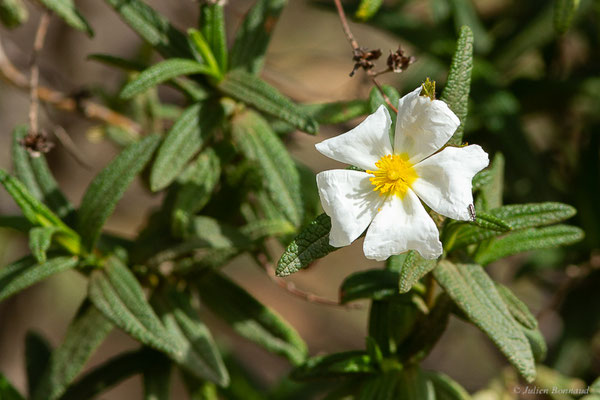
xmin=0 ymin=39 xmax=142 ymax=136
xmin=371 ymin=78 xmax=399 ymax=114
xmin=29 ymin=12 xmax=51 ymax=135
xmin=255 ymin=252 xmax=362 ymax=310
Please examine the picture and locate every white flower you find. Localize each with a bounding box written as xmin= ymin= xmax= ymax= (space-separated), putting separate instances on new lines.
xmin=315 ymin=86 xmax=489 ymax=261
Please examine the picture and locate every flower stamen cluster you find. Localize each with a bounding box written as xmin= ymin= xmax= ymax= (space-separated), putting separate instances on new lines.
xmin=366 ymin=154 xmax=417 ymax=198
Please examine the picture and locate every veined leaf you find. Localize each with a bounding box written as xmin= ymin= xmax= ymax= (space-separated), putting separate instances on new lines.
xmin=291 ymin=351 xmax=374 ymax=381
xmin=25 ymin=332 xmax=52 ymax=396
xmin=397 ymin=251 xmax=437 ymax=293
xmin=369 ymin=297 xmax=420 ymax=356
xmin=358 ymin=371 xmax=402 ymax=399
xmin=120 ymin=59 xmax=211 ymax=99
xmin=0 ymin=373 xmax=24 ymax=400
xmin=32 ymin=303 xmax=113 ymax=400
xmin=200 ymin=2 xmax=228 ymax=72
xmin=433 ymin=261 xmax=536 ymax=382
xmin=475 ymin=153 xmax=504 ymax=211
xmin=425 ymin=371 xmax=472 ymax=400
xmin=196 ymin=272 xmax=307 ymax=365
xmin=103 ymin=0 xmax=192 ymax=59
xmin=232 ymin=110 xmax=303 ymax=226
xmin=38 ymin=0 xmax=93 ymax=35
xmin=12 ymin=126 xmax=74 ymax=220
xmin=474 ymin=225 xmax=584 ymax=266
xmin=78 ymin=134 xmax=160 ymax=251
xmin=187 ymin=29 xmax=222 ymax=79
xmin=89 ymin=257 xmax=181 ymax=356
xmin=554 ymin=0 xmax=580 ymax=34
xmin=396 ymin=366 xmax=436 ymax=400
xmin=355 ymin=0 xmax=384 ymax=21
xmin=276 ymin=213 xmax=336 ymax=277
xmin=340 ymin=269 xmax=400 ymax=303
xmin=0 ymin=255 xmax=78 ymax=302
xmin=440 ymin=25 xmax=473 ymax=145
xmin=142 ymin=354 xmax=171 ymax=400
xmin=220 ymin=70 xmax=318 ymax=134
xmin=495 ymin=283 xmax=537 ymax=330
xmin=150 ymin=102 xmax=223 ymax=191
xmin=0 ymin=0 xmax=28 ymax=29
xmin=29 ymin=226 xmax=58 ymax=263
xmin=230 ymin=0 xmax=286 ymax=74
xmin=152 ymin=288 xmax=229 ymax=386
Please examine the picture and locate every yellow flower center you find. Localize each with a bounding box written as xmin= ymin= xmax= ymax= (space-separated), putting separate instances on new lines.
xmin=366 ymin=154 xmax=418 ymax=198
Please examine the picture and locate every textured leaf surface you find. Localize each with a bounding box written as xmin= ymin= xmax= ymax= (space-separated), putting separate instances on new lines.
xmin=340 ymin=269 xmax=399 ymax=303
xmin=200 ymin=2 xmax=227 ymax=71
xmin=78 ymin=134 xmax=160 ymax=251
xmin=476 ymin=152 xmax=504 ymax=211
xmin=425 ymin=371 xmax=472 ymax=400
xmin=25 ymin=332 xmax=52 ymax=396
xmin=397 ymin=251 xmax=437 ymax=293
xmin=0 ymin=256 xmax=78 ymax=302
xmin=196 ymin=272 xmax=307 ymax=365
xmin=232 ymin=110 xmax=303 ymax=226
xmin=276 ymin=213 xmax=336 ymax=276
xmin=433 ymin=261 xmax=536 ymax=381
xmin=369 ymin=297 xmax=419 ymax=356
xmin=495 ymin=283 xmax=537 ymax=330
xmin=220 ymin=70 xmax=318 ymax=134
xmin=474 ymin=225 xmax=584 ymax=265
xmin=440 ymin=25 xmax=473 ymax=145
xmin=230 ymin=0 xmax=286 ymax=74
xmin=523 ymin=326 xmax=547 ymax=362
xmin=303 ymin=99 xmax=370 ymax=125
xmin=29 ymin=226 xmax=58 ymax=263
xmin=32 ymin=303 xmax=113 ymax=400
xmin=89 ymin=257 xmax=181 ymax=356
xmin=152 ymin=288 xmax=229 ymax=386
xmin=150 ymin=102 xmax=222 ymax=191
xmin=120 ymin=59 xmax=210 ymax=99
xmin=187 ymin=28 xmax=221 ymax=79
xmin=38 ymin=0 xmax=93 ymax=35
xmin=291 ymin=351 xmax=374 ymax=381
xmin=554 ymin=0 xmax=580 ymax=34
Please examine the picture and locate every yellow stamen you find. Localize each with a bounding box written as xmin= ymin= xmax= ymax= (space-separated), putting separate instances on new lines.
xmin=366 ymin=153 xmax=418 ymax=198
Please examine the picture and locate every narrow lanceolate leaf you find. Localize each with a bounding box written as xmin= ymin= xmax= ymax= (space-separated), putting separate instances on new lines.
xmin=103 ymin=0 xmax=192 ymax=59
xmin=495 ymin=283 xmax=537 ymax=330
xmin=150 ymin=102 xmax=222 ymax=191
xmin=120 ymin=59 xmax=211 ymax=99
xmin=12 ymin=126 xmax=74 ymax=220
xmin=303 ymin=99 xmax=370 ymax=125
xmin=440 ymin=25 xmax=473 ymax=145
xmin=0 ymin=0 xmax=28 ymax=29
xmin=355 ymin=0 xmax=384 ymax=21
xmin=358 ymin=371 xmax=402 ymax=399
xmin=142 ymin=354 xmax=171 ymax=400
xmin=152 ymin=289 xmax=229 ymax=386
xmin=78 ymin=134 xmax=161 ymax=251
xmin=276 ymin=213 xmax=336 ymax=277
xmin=433 ymin=261 xmax=536 ymax=382
xmin=476 ymin=153 xmax=504 ymax=211
xmin=32 ymin=303 xmax=113 ymax=400
xmin=200 ymin=2 xmax=228 ymax=71
xmin=0 ymin=373 xmax=24 ymax=400
xmin=196 ymin=272 xmax=307 ymax=365
xmin=340 ymin=269 xmax=400 ymax=303
xmin=447 ymin=0 xmax=492 ymax=53
xmin=291 ymin=351 xmax=374 ymax=381
xmin=395 ymin=366 xmax=436 ymax=400
xmin=232 ymin=110 xmax=303 ymax=226
xmin=89 ymin=257 xmax=181 ymax=357
xmin=25 ymin=332 xmax=52 ymax=396
xmin=0 ymin=256 xmax=78 ymax=302
xmin=425 ymin=371 xmax=472 ymax=400
xmin=37 ymin=0 xmax=93 ymax=35
xmin=230 ymin=0 xmax=286 ymax=74
xmin=187 ymin=29 xmax=222 ymax=79
xmin=29 ymin=226 xmax=58 ymax=263
xmin=397 ymin=251 xmax=437 ymax=293
xmin=220 ymin=70 xmax=318 ymax=134
xmin=474 ymin=225 xmax=584 ymax=266
xmin=554 ymin=0 xmax=580 ymax=34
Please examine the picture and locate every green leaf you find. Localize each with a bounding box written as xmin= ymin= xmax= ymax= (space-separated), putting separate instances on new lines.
xmin=0 ymin=215 xmax=32 ymax=233
xmin=88 ymin=53 xmax=147 ymax=71
xmin=38 ymin=0 xmax=93 ymax=35
xmin=171 ymin=148 xmax=221 ymax=236
xmin=78 ymin=134 xmax=161 ymax=251
xmin=150 ymin=102 xmax=222 ymax=191
xmin=475 ymin=153 xmax=504 ymax=211
xmin=369 ymin=85 xmax=400 ymax=139
xmin=32 ymin=303 xmax=113 ymax=400
xmin=187 ymin=29 xmax=222 ymax=79
xmin=143 ymin=354 xmax=171 ymax=400
xmin=25 ymin=332 xmax=52 ymax=396
xmin=368 ymin=297 xmax=419 ymax=356
xmin=29 ymin=226 xmax=58 ymax=263
xmin=239 ymin=219 xmax=295 ymax=241
xmin=358 ymin=371 xmax=401 ymax=400
xmin=495 ymin=283 xmax=537 ymax=330
xmin=303 ymin=99 xmax=370 ymax=125
xmin=230 ymin=0 xmax=286 ymax=74
xmin=0 ymin=0 xmax=28 ymax=29
xmin=291 ymin=351 xmax=374 ymax=381
xmin=0 ymin=373 xmax=24 ymax=400
xmin=425 ymin=371 xmax=472 ymax=400
xmin=88 ymin=257 xmax=181 ymax=356
xmin=0 ymin=255 xmax=78 ymax=302
xmin=340 ymin=269 xmax=399 ymax=303
xmin=196 ymin=272 xmax=307 ymax=365
xmin=12 ymin=126 xmax=74 ymax=221
xmin=152 ymin=288 xmax=229 ymax=386
xmin=474 ymin=225 xmax=584 ymax=266
xmin=522 ymin=326 xmax=547 ymax=363
xmin=232 ymin=110 xmax=304 ymax=226
xmin=447 ymin=0 xmax=492 ymax=53
xmin=440 ymin=25 xmax=473 ymax=145
xmin=397 ymin=251 xmax=437 ymax=293
xmin=433 ymin=261 xmax=536 ymax=381
xmin=276 ymin=213 xmax=336 ymax=277
xmin=554 ymin=0 xmax=580 ymax=34
xmin=103 ymin=0 xmax=192 ymax=59
xmin=220 ymin=70 xmax=318 ymax=134
xmin=120 ymin=59 xmax=211 ymax=99
xmin=355 ymin=0 xmax=384 ymax=21
xmin=200 ymin=2 xmax=228 ymax=72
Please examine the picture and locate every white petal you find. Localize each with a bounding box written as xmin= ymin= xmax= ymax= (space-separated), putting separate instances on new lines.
xmin=393 ymin=87 xmax=460 ymax=164
xmin=363 ymin=190 xmax=443 ymax=261
xmin=316 ymin=169 xmax=384 ymax=247
xmin=412 ymin=145 xmax=489 ymax=221
xmin=315 ymin=105 xmax=393 ymax=171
